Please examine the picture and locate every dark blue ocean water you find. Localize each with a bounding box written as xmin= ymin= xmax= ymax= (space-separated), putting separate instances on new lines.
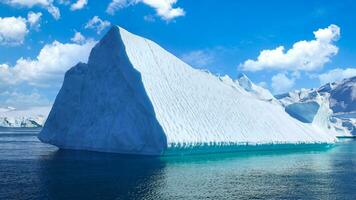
xmin=0 ymin=128 xmax=356 ymax=200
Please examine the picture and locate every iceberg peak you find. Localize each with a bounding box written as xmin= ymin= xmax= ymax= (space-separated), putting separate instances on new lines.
xmin=236 ymin=73 xmax=253 ymax=91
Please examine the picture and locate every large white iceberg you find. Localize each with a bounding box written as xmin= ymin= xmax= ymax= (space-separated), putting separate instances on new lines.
xmin=39 ymin=26 xmax=336 ymax=155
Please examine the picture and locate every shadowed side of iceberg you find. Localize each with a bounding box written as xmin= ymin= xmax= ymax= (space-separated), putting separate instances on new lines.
xmin=39 ymin=62 xmax=87 ymax=143
xmin=39 ymin=26 xmax=167 ymax=155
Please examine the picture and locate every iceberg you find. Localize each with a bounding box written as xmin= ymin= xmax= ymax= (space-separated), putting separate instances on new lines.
xmin=277 ymin=80 xmax=356 ymax=137
xmin=326 ymin=76 xmax=356 ymax=114
xmin=39 ymin=26 xmax=336 ymax=155
xmin=325 ymin=76 xmax=356 ymax=135
xmin=0 ymin=106 xmax=50 ymax=128
xmin=277 ymin=76 xmax=356 ymax=115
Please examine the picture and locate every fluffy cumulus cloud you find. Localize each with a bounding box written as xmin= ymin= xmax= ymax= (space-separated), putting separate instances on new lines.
xmin=0 ymin=40 xmax=96 ymax=87
xmin=271 ymin=73 xmax=295 ymax=94
xmin=0 ymin=12 xmax=45 ymax=46
xmin=70 ymin=0 xmax=87 ymax=10
xmin=27 ymin=11 xmax=42 ymax=29
xmin=107 ymin=0 xmax=185 ymax=21
xmin=0 ymin=16 xmax=28 ymax=45
xmin=85 ymin=16 xmax=111 ymax=34
xmin=2 ymin=0 xmax=60 ymax=19
xmin=318 ymin=68 xmax=356 ymax=84
xmin=70 ymin=31 xmax=86 ymax=44
xmin=241 ymin=24 xmax=340 ymax=72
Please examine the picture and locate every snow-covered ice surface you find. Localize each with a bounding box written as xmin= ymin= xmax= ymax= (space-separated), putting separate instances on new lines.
xmin=236 ymin=73 xmax=275 ymax=101
xmin=0 ymin=106 xmax=50 ymax=127
xmin=39 ymin=26 xmax=337 ymax=155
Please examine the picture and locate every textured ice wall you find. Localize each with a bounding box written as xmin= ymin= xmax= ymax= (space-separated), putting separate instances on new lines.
xmin=285 ymin=102 xmax=320 ymax=123
xmin=39 ymin=26 xmax=337 ymax=155
xmin=118 ymin=27 xmax=335 ymax=146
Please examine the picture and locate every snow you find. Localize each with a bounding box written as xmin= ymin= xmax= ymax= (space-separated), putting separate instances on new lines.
xmin=39 ymin=26 xmax=337 ymax=155
xmin=0 ymin=106 xmax=51 ymax=127
xmin=236 ymin=73 xmax=275 ymax=101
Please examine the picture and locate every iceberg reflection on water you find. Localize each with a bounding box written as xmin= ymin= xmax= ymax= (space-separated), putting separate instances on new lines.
xmin=1 ymin=128 xmax=356 ymax=199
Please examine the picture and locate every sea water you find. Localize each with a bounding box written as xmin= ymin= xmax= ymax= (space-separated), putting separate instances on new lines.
xmin=0 ymin=128 xmax=355 ymax=199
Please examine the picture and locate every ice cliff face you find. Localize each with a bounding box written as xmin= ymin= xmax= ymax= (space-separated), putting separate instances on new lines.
xmin=0 ymin=106 xmax=50 ymax=127
xmin=39 ymin=26 xmax=336 ymax=155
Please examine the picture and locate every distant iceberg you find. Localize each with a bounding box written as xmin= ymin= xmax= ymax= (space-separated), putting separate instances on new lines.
xmin=277 ymin=77 xmax=356 ymax=137
xmin=0 ymin=106 xmax=50 ymax=128
xmin=39 ymin=26 xmax=337 ymax=155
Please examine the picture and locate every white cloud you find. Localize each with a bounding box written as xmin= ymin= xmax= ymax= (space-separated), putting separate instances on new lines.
xmin=70 ymin=31 xmax=86 ymax=44
xmin=2 ymin=0 xmax=60 ymax=19
xmin=85 ymin=16 xmax=111 ymax=34
xmin=0 ymin=12 xmax=45 ymax=45
xmin=4 ymin=0 xmax=50 ymax=7
xmin=143 ymin=14 xmax=155 ymax=22
xmin=106 ymin=0 xmax=185 ymax=21
xmin=181 ymin=50 xmax=215 ymax=68
xmin=0 ymin=40 xmax=96 ymax=87
xmin=241 ymin=24 xmax=340 ymax=72
xmin=46 ymin=4 xmax=60 ymax=19
xmin=70 ymin=0 xmax=87 ymax=11
xmin=27 ymin=12 xmax=42 ymax=29
xmin=318 ymin=68 xmax=356 ymax=84
xmin=0 ymin=16 xmax=28 ymax=45
xmin=271 ymin=73 xmax=295 ymax=94
xmin=0 ymin=91 xmax=50 ymax=107
xmin=0 ymin=64 xmax=12 ymax=83
xmin=57 ymin=0 xmax=70 ymax=5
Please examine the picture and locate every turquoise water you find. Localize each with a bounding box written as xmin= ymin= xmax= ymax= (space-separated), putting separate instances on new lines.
xmin=0 ymin=128 xmax=356 ymax=199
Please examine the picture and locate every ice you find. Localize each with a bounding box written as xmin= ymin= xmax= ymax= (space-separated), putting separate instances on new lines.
xmin=0 ymin=106 xmax=50 ymax=127
xmin=327 ymin=77 xmax=356 ymax=113
xmin=236 ymin=73 xmax=275 ymax=101
xmin=277 ymin=77 xmax=356 ymax=137
xmin=39 ymin=26 xmax=337 ymax=155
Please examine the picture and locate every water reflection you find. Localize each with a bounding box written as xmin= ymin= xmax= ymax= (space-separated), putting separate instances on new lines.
xmin=37 ymin=147 xmax=337 ymax=200
xmin=38 ymin=150 xmax=165 ymax=200
xmin=158 ymin=148 xmax=336 ymax=199
xmin=2 ymin=127 xmax=355 ymax=200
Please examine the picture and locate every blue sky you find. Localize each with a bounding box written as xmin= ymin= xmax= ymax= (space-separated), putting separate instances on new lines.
xmin=0 ymin=0 xmax=355 ymax=107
